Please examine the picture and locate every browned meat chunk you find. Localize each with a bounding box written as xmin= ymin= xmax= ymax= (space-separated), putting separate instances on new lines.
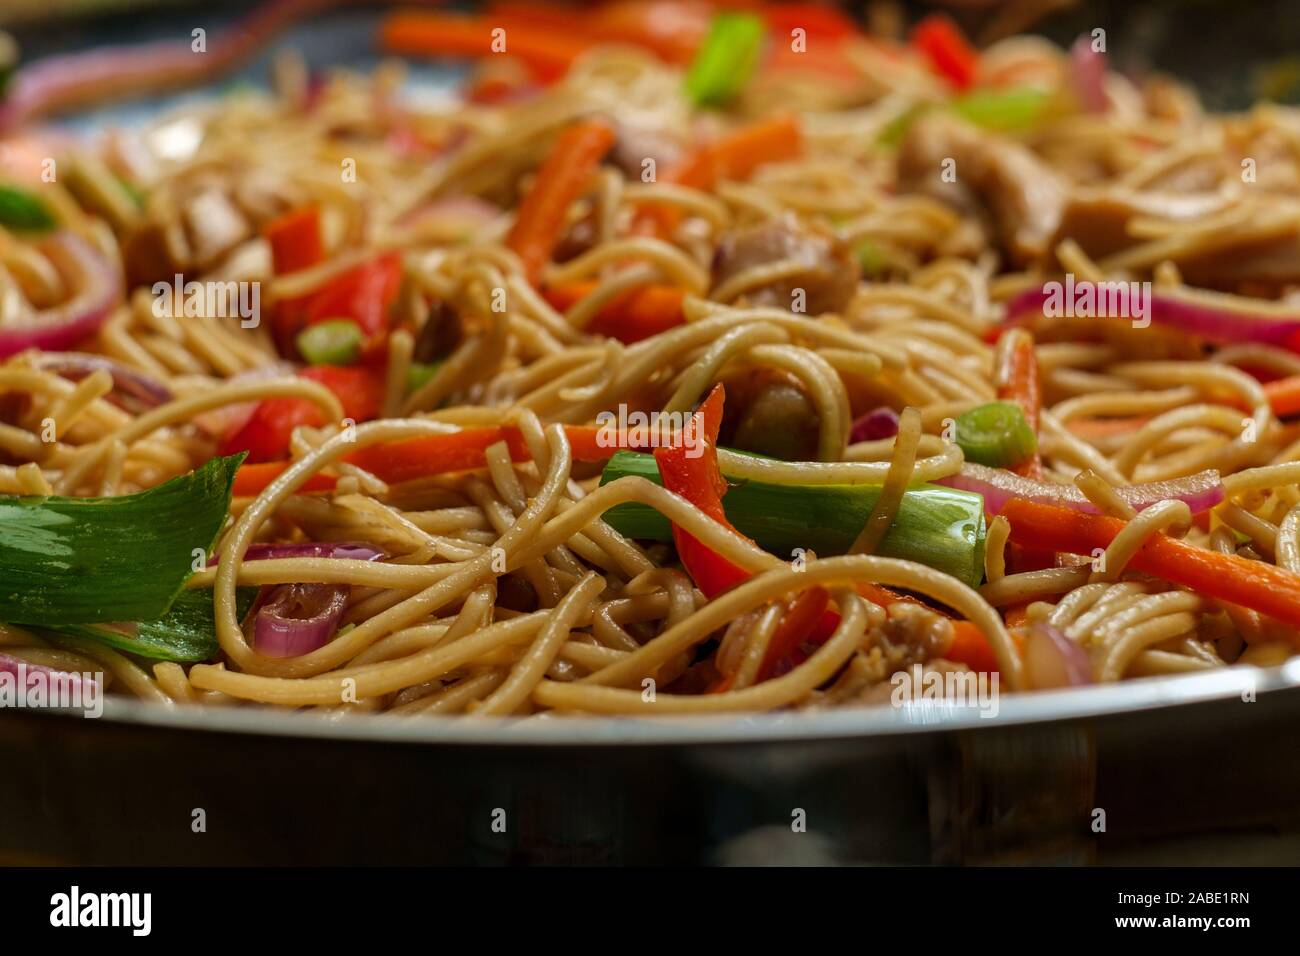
xmin=711 ymin=214 xmax=859 ymax=315
xmin=897 ymin=114 xmax=1065 ymax=266
xmin=1050 ymin=187 xmax=1231 ymax=260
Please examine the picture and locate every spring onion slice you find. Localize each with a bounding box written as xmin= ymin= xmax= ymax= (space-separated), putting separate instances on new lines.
xmin=49 ymin=587 xmax=256 ymax=662
xmin=952 ymin=402 xmax=1037 ymax=469
xmin=0 ymin=453 xmax=245 ymax=625
xmin=599 ymin=450 xmax=986 ymax=588
xmin=0 ymin=183 xmax=55 ymax=230
xmin=685 ymin=12 xmax=766 ymax=107
xmin=296 ymin=318 xmax=363 ymax=365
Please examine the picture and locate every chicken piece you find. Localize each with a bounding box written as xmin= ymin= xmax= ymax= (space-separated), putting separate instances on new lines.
xmin=897 ymin=114 xmax=1065 ymax=266
xmin=711 ymin=214 xmax=859 ymax=315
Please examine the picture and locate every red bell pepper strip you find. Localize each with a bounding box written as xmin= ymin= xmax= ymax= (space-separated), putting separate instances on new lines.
xmin=232 ymin=461 xmax=337 ymax=496
xmin=653 ymin=383 xmax=755 ymax=597
xmin=542 ymin=281 xmax=686 ymax=343
xmin=273 ymin=253 xmax=403 ymax=359
xmin=264 ymin=205 xmax=323 ymax=275
xmin=912 ymin=14 xmax=979 ymax=90
xmin=220 ymin=365 xmax=386 ymax=463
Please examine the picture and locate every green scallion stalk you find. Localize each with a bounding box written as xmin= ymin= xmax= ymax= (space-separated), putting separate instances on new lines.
xmin=49 ymin=587 xmax=257 ymax=662
xmin=0 ymin=453 xmax=245 ymax=625
xmin=685 ymin=12 xmax=766 ymax=107
xmin=296 ymin=319 xmax=363 ymax=366
xmin=952 ymin=401 xmax=1037 ymax=468
xmin=880 ymin=87 xmax=1057 ymax=145
xmin=599 ymin=451 xmax=986 ymax=588
xmin=0 ymin=183 xmax=56 ymax=231
xmin=407 ymin=360 xmax=442 ymax=394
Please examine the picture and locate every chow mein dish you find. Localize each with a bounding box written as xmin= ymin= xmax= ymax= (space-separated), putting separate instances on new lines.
xmin=2 ymin=2 xmax=1299 ymax=719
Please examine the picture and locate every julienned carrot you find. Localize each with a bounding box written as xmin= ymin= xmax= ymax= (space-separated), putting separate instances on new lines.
xmin=379 ymin=12 xmax=589 ymax=83
xmin=506 ymin=119 xmax=616 ymax=280
xmin=232 ymin=424 xmax=630 ymax=496
xmin=542 ymin=281 xmax=686 ymax=342
xmin=1002 ymin=498 xmax=1300 ymax=638
xmin=671 ymin=113 xmax=803 ymax=191
xmin=637 ymin=114 xmax=803 ymax=237
xmin=994 ymin=328 xmax=1040 ymax=479
xmin=232 ymin=461 xmax=336 ymax=497
xmin=1265 ymin=375 xmax=1300 ymax=418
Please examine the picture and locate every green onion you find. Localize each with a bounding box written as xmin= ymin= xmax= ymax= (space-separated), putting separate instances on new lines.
xmin=951 ymin=87 xmax=1056 ymax=132
xmin=296 ymin=319 xmax=363 ymax=366
xmin=952 ymin=401 xmax=1037 ymax=468
xmin=48 ymin=587 xmax=257 ymax=662
xmin=855 ymin=240 xmax=887 ymax=277
xmin=0 ymin=453 xmax=245 ymax=626
xmin=880 ymin=88 xmax=1056 ymax=145
xmin=407 ymin=360 xmax=442 ymax=394
xmin=599 ymin=451 xmax=986 ymax=588
xmin=0 ymin=183 xmax=56 ymax=231
xmin=685 ymin=12 xmax=766 ymax=107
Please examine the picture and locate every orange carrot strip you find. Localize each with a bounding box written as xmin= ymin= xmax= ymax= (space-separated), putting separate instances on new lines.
xmin=506 ymin=118 xmax=616 ymax=280
xmin=1002 ymin=498 xmax=1300 ymax=639
xmin=379 ymin=12 xmax=589 ymax=83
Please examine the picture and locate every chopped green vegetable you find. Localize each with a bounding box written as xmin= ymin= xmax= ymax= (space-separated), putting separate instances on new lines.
xmin=0 ymin=183 xmax=56 ymax=231
xmin=951 ymin=87 xmax=1055 ymax=132
xmin=49 ymin=587 xmax=257 ymax=662
xmin=855 ymin=240 xmax=887 ymax=277
xmin=952 ymin=401 xmax=1037 ymax=468
xmin=0 ymin=453 xmax=245 ymax=626
xmin=880 ymin=87 xmax=1056 ymax=145
xmin=600 ymin=450 xmax=986 ymax=588
xmin=407 ymin=360 xmax=442 ymax=394
xmin=296 ymin=319 xmax=363 ymax=366
xmin=685 ymin=12 xmax=766 ymax=107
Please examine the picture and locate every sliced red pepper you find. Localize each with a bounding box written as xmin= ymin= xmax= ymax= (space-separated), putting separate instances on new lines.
xmin=912 ymin=14 xmax=979 ymax=90
xmin=273 ymin=253 xmax=404 ymax=359
xmin=264 ymin=206 xmax=324 ymax=275
xmin=220 ymin=365 xmax=386 ymax=463
xmin=653 ymin=383 xmax=755 ymax=598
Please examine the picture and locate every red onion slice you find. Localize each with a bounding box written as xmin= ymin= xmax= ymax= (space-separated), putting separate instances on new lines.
xmin=1022 ymin=622 xmax=1094 ymax=689
xmin=254 ymin=583 xmax=350 ymax=658
xmin=1004 ymin=285 xmax=1300 ymax=348
xmin=1069 ymin=35 xmax=1107 ymax=113
xmin=936 ymin=461 xmax=1224 ymax=516
xmin=220 ymin=542 xmax=383 ymax=659
xmin=849 ymin=406 xmax=901 ymax=443
xmin=0 ymin=233 xmax=122 ymax=359
xmin=34 ymin=352 xmax=171 ymax=412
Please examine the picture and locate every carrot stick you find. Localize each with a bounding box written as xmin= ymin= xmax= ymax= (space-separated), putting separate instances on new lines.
xmin=263 ymin=205 xmax=322 ymax=275
xmin=542 ymin=281 xmax=686 ymax=342
xmin=232 ymin=461 xmax=336 ymax=497
xmin=1265 ymin=374 xmax=1300 ymax=418
xmin=506 ymin=118 xmax=616 ymax=280
xmin=1002 ymin=498 xmax=1300 ymax=638
xmin=637 ymin=114 xmax=802 ymax=237
xmin=994 ymin=328 xmax=1041 ymax=479
xmin=379 ymin=12 xmax=589 ymax=83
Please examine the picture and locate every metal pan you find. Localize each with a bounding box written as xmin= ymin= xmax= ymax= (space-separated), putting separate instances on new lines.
xmin=3 ymin=1 xmax=1300 ymax=866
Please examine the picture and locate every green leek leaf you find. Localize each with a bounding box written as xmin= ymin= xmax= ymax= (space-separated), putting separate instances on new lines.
xmin=0 ymin=453 xmax=245 ymax=625
xmin=48 ymin=587 xmax=257 ymax=662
